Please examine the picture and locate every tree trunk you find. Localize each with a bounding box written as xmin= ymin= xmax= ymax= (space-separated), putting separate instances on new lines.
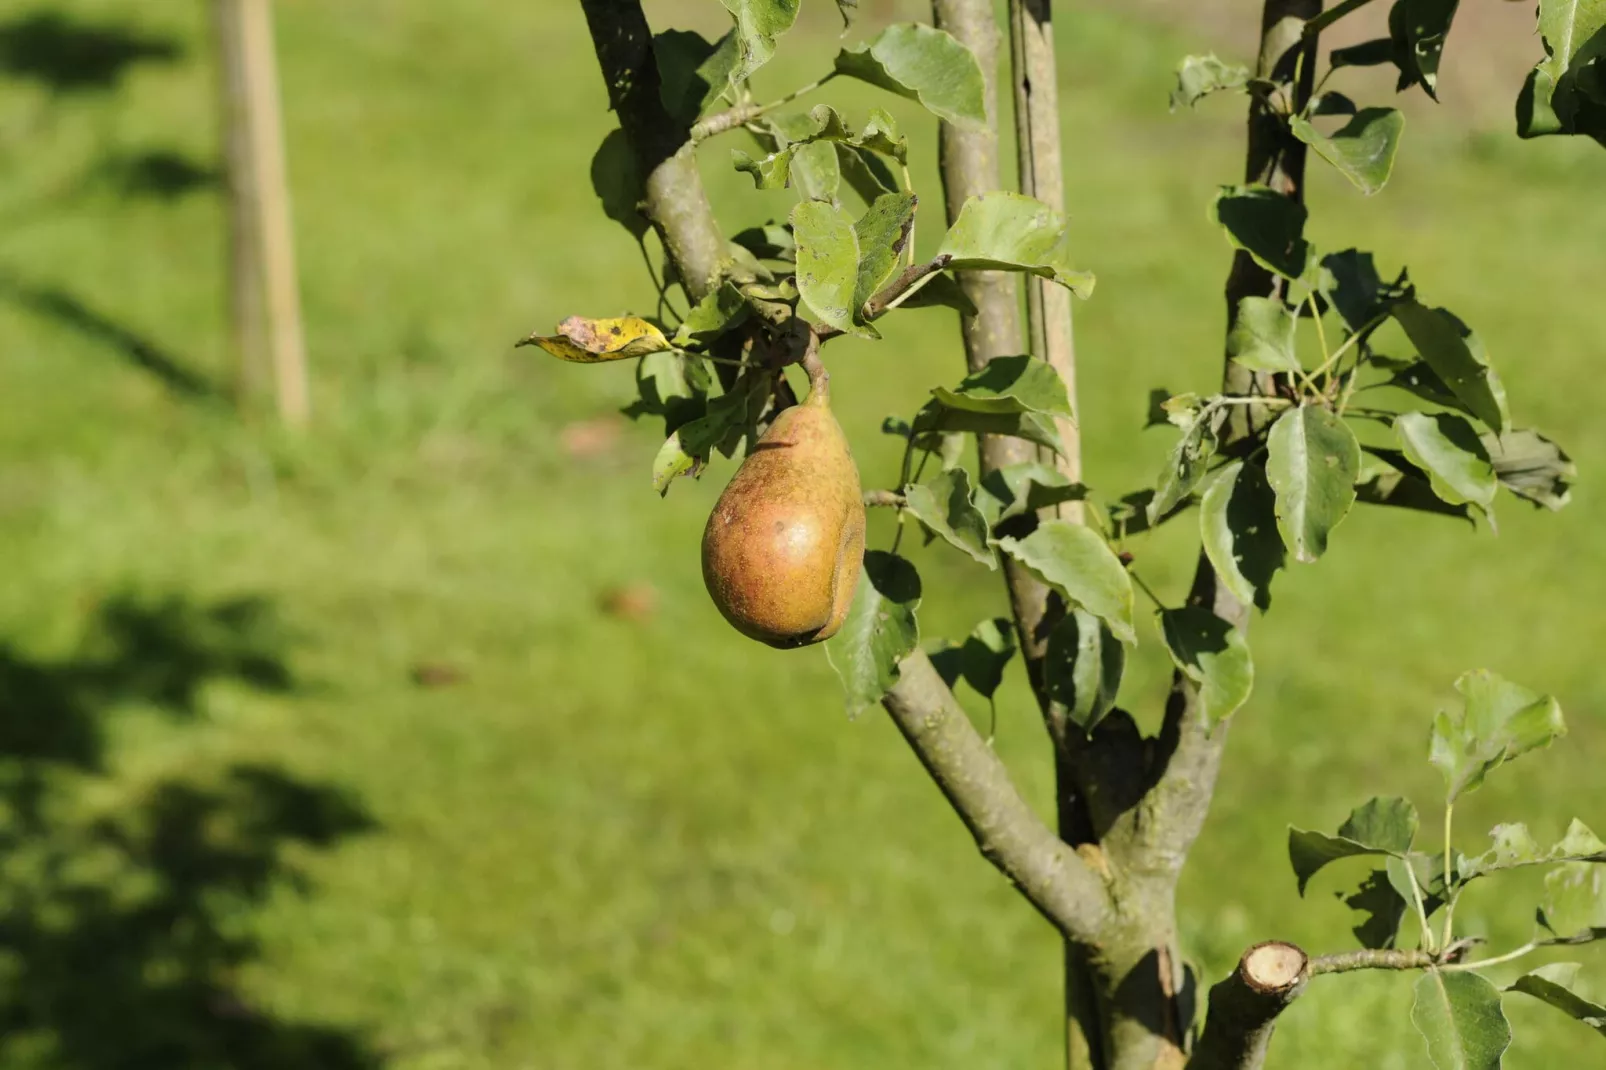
xmin=215 ymin=0 xmax=308 ymax=426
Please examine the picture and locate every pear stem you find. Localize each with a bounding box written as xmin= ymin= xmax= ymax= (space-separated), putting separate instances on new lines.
xmin=801 ymin=334 xmax=829 ymax=403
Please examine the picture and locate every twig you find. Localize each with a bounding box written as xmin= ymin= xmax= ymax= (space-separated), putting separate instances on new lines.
xmin=690 ymin=72 xmax=839 ymax=142
xmin=863 ymin=489 xmax=906 ymax=508
xmin=815 ymin=255 xmax=953 ymax=341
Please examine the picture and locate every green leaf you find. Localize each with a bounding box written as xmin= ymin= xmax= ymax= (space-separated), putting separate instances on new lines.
xmin=1320 ymin=248 xmax=1397 ymax=331
xmin=1346 ymin=869 xmax=1410 ymax=949
xmin=825 ymin=551 xmax=921 ymax=716
xmin=1543 ymin=863 xmax=1606 ymax=938
xmin=720 ymin=0 xmax=801 ymax=84
xmin=1170 ymin=54 xmax=1251 ymax=110
xmin=626 ymin=349 xmax=709 ymax=429
xmin=937 ymin=192 xmax=1095 ymax=297
xmin=655 ymin=29 xmax=737 ymax=123
xmin=673 ymin=281 xmax=752 ymax=346
xmin=910 ymin=402 xmax=1066 ymax=456
xmin=590 ymin=129 xmax=646 ymax=239
xmin=1385 ymin=360 xmax=1473 ymax=416
xmin=789 ymin=140 xmax=842 ymax=203
xmin=1160 ymin=607 xmax=1253 ymax=729
xmin=1265 ymin=405 xmax=1362 ymax=563
xmin=1392 ymin=301 xmax=1509 ymax=432
xmin=837 ymin=144 xmax=899 ymax=206
xmin=1288 ymin=796 xmax=1420 ymax=895
xmin=902 ymin=467 xmax=995 ymax=568
xmin=1227 ymin=296 xmax=1300 ymax=373
xmin=1355 ymin=452 xmax=1476 ymax=524
xmin=1508 ymin=964 xmax=1606 ymax=1037
xmin=1395 ymin=412 xmax=1497 ymax=512
xmin=1463 ymin=820 xmax=1606 ymax=878
xmin=1291 ymin=107 xmax=1405 ymax=196
xmin=731 ymin=222 xmax=795 ymax=262
xmin=856 ymin=108 xmax=907 ymax=162
xmin=791 ymin=199 xmax=859 ymax=334
xmin=931 ymin=354 xmax=1074 ymax=417
xmin=1389 ymin=0 xmax=1463 ymax=100
xmin=958 ymin=618 xmax=1016 ymax=700
xmin=1212 ymin=185 xmax=1311 ymax=280
xmin=1200 ymin=461 xmax=1285 ymax=611
xmin=1411 ymin=970 xmax=1511 ymax=1070
xmin=996 ymin=521 xmax=1135 ymax=644
xmin=1429 ymin=669 xmax=1566 ymax=802
xmin=896 ymin=272 xmax=977 ymax=315
xmin=1482 ymin=429 xmax=1575 ymax=511
xmin=835 ymin=23 xmax=987 ymax=129
xmin=851 ymin=191 xmax=917 ymax=333
xmin=1044 ymin=610 xmax=1124 ymax=732
xmin=1149 ymin=404 xmax=1226 ymax=524
xmin=1332 ymin=37 xmax=1399 ymax=70
xmin=975 ymin=462 xmax=1087 ymax=524
xmin=650 ymin=373 xmax=768 ymax=494
xmin=1519 ymin=3 xmax=1606 ymax=141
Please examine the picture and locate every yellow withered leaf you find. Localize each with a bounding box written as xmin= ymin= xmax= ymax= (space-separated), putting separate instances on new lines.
xmin=518 ymin=315 xmax=672 ymax=362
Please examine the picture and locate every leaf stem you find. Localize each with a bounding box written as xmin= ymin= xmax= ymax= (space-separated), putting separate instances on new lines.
xmin=1130 ymin=569 xmax=1166 ymax=610
xmin=1441 ymin=803 xmax=1457 ymax=951
xmin=901 ymin=162 xmax=917 ymax=267
xmin=1403 ymin=857 xmax=1437 ymax=954
xmin=1442 ymin=941 xmax=1542 ymax=973
xmin=1303 ymin=0 xmax=1379 ymax=38
xmin=691 ymin=72 xmax=840 ymax=141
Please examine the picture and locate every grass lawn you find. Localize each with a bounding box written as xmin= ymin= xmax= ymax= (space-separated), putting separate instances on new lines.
xmin=1 ymin=1 xmax=1604 ymax=1067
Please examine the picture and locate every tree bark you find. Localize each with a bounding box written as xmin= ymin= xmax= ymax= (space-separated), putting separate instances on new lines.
xmin=217 ymin=0 xmax=309 ymax=426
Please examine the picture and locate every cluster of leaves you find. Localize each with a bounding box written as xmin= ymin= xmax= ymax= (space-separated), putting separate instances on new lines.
xmin=1290 ymin=671 xmax=1606 ymax=1066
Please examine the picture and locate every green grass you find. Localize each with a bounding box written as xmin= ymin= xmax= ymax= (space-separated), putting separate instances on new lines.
xmin=2 ymin=1 xmax=1605 ymax=1067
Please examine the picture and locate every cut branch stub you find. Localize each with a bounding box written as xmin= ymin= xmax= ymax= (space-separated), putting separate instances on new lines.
xmin=1241 ymin=941 xmax=1309 ymax=994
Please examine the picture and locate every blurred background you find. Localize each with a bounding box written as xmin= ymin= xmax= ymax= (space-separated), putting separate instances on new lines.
xmin=1 ymin=0 xmax=1602 ymax=1067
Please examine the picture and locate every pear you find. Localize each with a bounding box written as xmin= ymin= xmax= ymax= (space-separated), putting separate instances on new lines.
xmin=701 ymin=374 xmax=866 ymax=648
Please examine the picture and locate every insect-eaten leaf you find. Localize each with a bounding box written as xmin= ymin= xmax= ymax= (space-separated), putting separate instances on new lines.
xmin=1411 ymin=970 xmax=1511 ymax=1070
xmin=1482 ymin=429 xmax=1575 ymax=511
xmin=1461 ymin=819 xmax=1606 ymax=879
xmin=1265 ymin=405 xmax=1361 ymax=563
xmin=825 ymin=550 xmax=921 ymax=716
xmin=1287 ymin=796 xmax=1419 ymax=895
xmin=1507 ymin=963 xmax=1606 ymax=1037
xmin=1291 ymin=107 xmax=1404 ymax=196
xmin=1213 ymin=185 xmax=1311 ymax=280
xmin=520 ymin=315 xmax=673 ymax=362
xmin=1045 ymin=609 xmax=1124 ymax=732
xmin=932 ymin=354 xmax=1074 ymax=417
xmin=721 ymin=0 xmax=801 ymax=85
xmin=902 ymin=466 xmax=995 ymax=567
xmin=1395 ymin=411 xmax=1497 ymax=514
xmin=1160 ymin=607 xmax=1253 ymax=730
xmin=1388 ymin=0 xmax=1461 ymax=101
xmin=1541 ymin=863 xmax=1606 ymax=941
xmin=1518 ymin=2 xmax=1606 ymax=141
xmin=1150 ymin=403 xmax=1228 ymax=525
xmin=1227 ymin=296 xmax=1300 ymax=373
xmin=1392 ymin=300 xmax=1509 ymax=432
xmin=997 ymin=521 xmax=1135 ymax=644
xmin=852 ymin=191 xmax=918 ymax=332
xmin=937 ymin=192 xmax=1095 ymax=297
xmin=1170 ymin=53 xmax=1251 ymax=110
xmin=835 ymin=22 xmax=986 ymax=129
xmin=1429 ymin=669 xmax=1565 ymax=803
xmin=1200 ymin=460 xmax=1284 ymax=611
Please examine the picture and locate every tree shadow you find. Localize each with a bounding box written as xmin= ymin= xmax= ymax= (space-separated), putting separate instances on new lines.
xmin=0 ymin=10 xmax=182 ymax=95
xmin=0 ymin=592 xmax=385 ymax=1069
xmin=86 ymin=148 xmax=219 ymax=201
xmin=0 ymin=273 xmax=224 ymax=402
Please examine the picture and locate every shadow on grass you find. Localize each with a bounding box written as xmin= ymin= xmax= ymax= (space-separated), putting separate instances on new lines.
xmin=0 ymin=273 xmax=224 ymax=402
xmin=0 ymin=10 xmax=182 ymax=94
xmin=0 ymin=593 xmax=385 ymax=1069
xmin=87 ymin=148 xmax=219 ymax=201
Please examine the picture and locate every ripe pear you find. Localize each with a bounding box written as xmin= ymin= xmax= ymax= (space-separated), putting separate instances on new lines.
xmin=702 ymin=374 xmax=866 ymax=648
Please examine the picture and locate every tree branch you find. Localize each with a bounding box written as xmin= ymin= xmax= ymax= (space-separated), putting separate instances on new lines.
xmin=882 ymin=649 xmax=1112 ymax=943
xmin=1137 ymin=0 xmax=1323 ymax=880
xmin=578 ymin=0 xmax=726 ymax=303
xmin=816 ymin=254 xmax=953 ymax=342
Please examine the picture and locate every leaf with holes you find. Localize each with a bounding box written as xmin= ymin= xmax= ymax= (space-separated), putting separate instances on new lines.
xmin=1542 ymin=863 xmax=1606 ymax=939
xmin=1170 ymin=54 xmax=1251 ymax=110
xmin=721 ymin=0 xmax=800 ymax=84
xmin=1389 ymin=0 xmax=1462 ymax=100
xmin=1429 ymin=669 xmax=1566 ymax=803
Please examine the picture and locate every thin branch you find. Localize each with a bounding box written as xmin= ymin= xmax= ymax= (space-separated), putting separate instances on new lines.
xmin=690 ymin=72 xmax=839 ymax=142
xmin=881 ymin=649 xmax=1112 ymax=944
xmin=863 ymin=489 xmax=906 ymax=508
xmin=1307 ymin=947 xmax=1440 ymax=975
xmin=815 ymin=254 xmax=953 ymax=342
